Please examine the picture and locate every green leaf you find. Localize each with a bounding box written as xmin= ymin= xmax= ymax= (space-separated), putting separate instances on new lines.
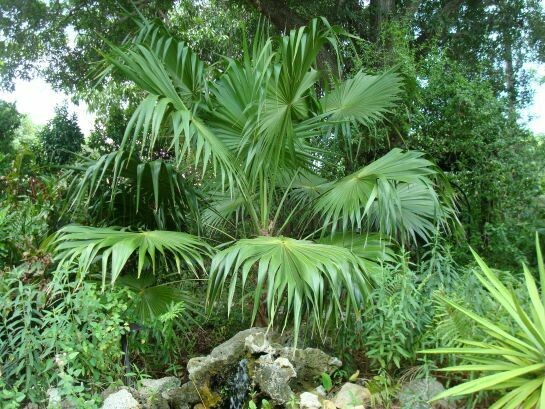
xmin=53 ymin=226 xmax=212 ymax=287
xmin=314 ymin=148 xmax=451 ymax=243
xmin=322 ymin=70 xmax=403 ymax=126
xmin=207 ymin=236 xmax=371 ymax=348
xmin=321 ymin=372 xmax=333 ymax=392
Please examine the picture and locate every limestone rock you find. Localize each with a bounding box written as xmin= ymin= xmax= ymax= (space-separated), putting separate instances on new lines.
xmin=253 ymin=353 xmax=297 ymax=404
xmin=314 ymin=385 xmax=327 ymax=397
xmin=322 ymin=400 xmax=336 ymax=409
xmin=276 ymin=347 xmax=341 ymax=389
xmin=328 ymin=357 xmax=342 ymax=368
xmin=137 ymin=377 xmax=181 ymax=409
xmin=101 ymin=389 xmax=141 ymax=409
xmin=299 ymin=392 xmax=321 ymax=409
xmin=101 ymin=386 xmax=141 ymax=402
xmin=186 ymin=328 xmax=268 ymax=405
xmin=162 ymin=382 xmax=201 ymax=408
xmin=188 ymin=327 xmax=266 ymax=384
xmin=398 ymin=378 xmax=452 ymax=409
xmin=140 ymin=377 xmax=181 ymax=395
xmin=245 ymin=330 xmax=275 ymax=355
xmin=331 ymin=383 xmax=370 ymax=408
xmin=95 ymin=328 xmax=344 ymax=409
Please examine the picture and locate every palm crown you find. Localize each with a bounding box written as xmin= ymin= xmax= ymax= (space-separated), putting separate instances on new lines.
xmin=56 ymin=18 xmax=454 ymax=345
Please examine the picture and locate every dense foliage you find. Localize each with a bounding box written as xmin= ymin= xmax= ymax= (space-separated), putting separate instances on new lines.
xmin=0 ymin=1 xmax=544 ymax=408
xmin=38 ymin=106 xmax=84 ymax=165
xmin=0 ymin=100 xmax=21 ymax=154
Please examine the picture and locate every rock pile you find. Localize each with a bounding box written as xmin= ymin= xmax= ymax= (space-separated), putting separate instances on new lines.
xmin=71 ymin=327 xmax=448 ymax=408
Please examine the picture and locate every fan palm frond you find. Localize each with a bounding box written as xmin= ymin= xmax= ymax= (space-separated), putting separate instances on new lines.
xmin=322 ymin=70 xmax=403 ymax=126
xmin=317 ymin=232 xmax=395 ymax=274
xmin=102 ymin=23 xmax=236 ymax=182
xmin=207 ymin=235 xmax=371 ymax=346
xmin=68 ymin=150 xmax=198 ymax=229
xmin=53 ymin=226 xmax=212 ymax=285
xmin=117 ymin=273 xmax=202 ymax=325
xmin=313 ymin=148 xmax=449 ymax=243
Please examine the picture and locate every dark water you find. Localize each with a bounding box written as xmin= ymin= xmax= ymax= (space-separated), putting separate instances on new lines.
xmin=228 ymin=359 xmax=250 ymax=409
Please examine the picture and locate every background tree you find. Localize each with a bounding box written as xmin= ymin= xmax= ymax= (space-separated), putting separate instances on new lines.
xmin=87 ymin=106 xmax=129 ymax=155
xmin=38 ymin=105 xmax=84 ymax=165
xmin=0 ymin=0 xmax=174 ymax=93
xmin=0 ymin=100 xmax=21 ymax=154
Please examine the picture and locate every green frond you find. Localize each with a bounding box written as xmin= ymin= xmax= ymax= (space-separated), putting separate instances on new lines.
xmin=117 ymin=273 xmax=202 ymax=325
xmin=53 ymin=225 xmax=212 ymax=286
xmin=317 ymin=232 xmax=395 ymax=274
xmin=322 ymin=70 xmax=403 ymax=126
xmin=314 ymin=148 xmax=448 ymax=243
xmin=207 ymin=235 xmax=371 ymax=347
xmin=103 ymin=23 xmax=236 ymax=184
xmin=68 ymin=150 xmax=198 ymax=229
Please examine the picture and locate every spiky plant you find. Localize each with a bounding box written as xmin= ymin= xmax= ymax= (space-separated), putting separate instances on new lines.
xmin=421 ymin=234 xmax=545 ymax=408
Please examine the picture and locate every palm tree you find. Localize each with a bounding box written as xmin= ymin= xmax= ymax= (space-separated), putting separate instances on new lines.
xmin=55 ymin=18 xmax=454 ymax=345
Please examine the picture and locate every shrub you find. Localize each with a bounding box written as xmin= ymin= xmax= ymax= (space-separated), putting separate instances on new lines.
xmin=361 ymin=259 xmax=429 ymax=371
xmin=0 ymin=263 xmax=128 ymax=405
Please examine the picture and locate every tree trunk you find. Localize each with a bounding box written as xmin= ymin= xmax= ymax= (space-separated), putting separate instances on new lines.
xmin=244 ymin=0 xmax=306 ymax=31
xmin=503 ymin=36 xmax=517 ymax=116
xmin=369 ymin=0 xmax=395 ymax=41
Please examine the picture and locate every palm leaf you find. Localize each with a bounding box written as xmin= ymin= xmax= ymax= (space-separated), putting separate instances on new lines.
xmin=207 ymin=235 xmax=371 ymax=347
xmin=321 ymin=70 xmax=403 ymax=126
xmin=53 ymin=225 xmax=212 ymax=286
xmin=316 ymin=232 xmax=395 ymax=274
xmin=313 ymin=148 xmax=449 ymax=242
xmin=102 ymin=22 xmax=236 ymax=184
xmin=67 ymin=150 xmax=198 ymax=229
xmin=116 ymin=273 xmax=203 ymax=325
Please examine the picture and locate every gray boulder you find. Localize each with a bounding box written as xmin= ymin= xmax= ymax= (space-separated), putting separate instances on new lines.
xmin=276 ymin=347 xmax=342 ymax=389
xmin=138 ymin=377 xmax=181 ymax=409
xmin=122 ymin=328 xmax=344 ymax=408
xmin=101 ymin=389 xmax=141 ymax=409
xmin=245 ymin=330 xmax=275 ymax=355
xmin=187 ymin=327 xmax=267 ymax=384
xmin=299 ymin=392 xmax=321 ymax=409
xmin=186 ymin=327 xmax=268 ymax=406
xmin=253 ymin=354 xmax=297 ymax=404
xmin=162 ymin=382 xmax=201 ymax=409
xmin=331 ymin=383 xmax=370 ymax=408
xmin=398 ymin=378 xmax=452 ymax=409
xmin=140 ymin=377 xmax=180 ymax=395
